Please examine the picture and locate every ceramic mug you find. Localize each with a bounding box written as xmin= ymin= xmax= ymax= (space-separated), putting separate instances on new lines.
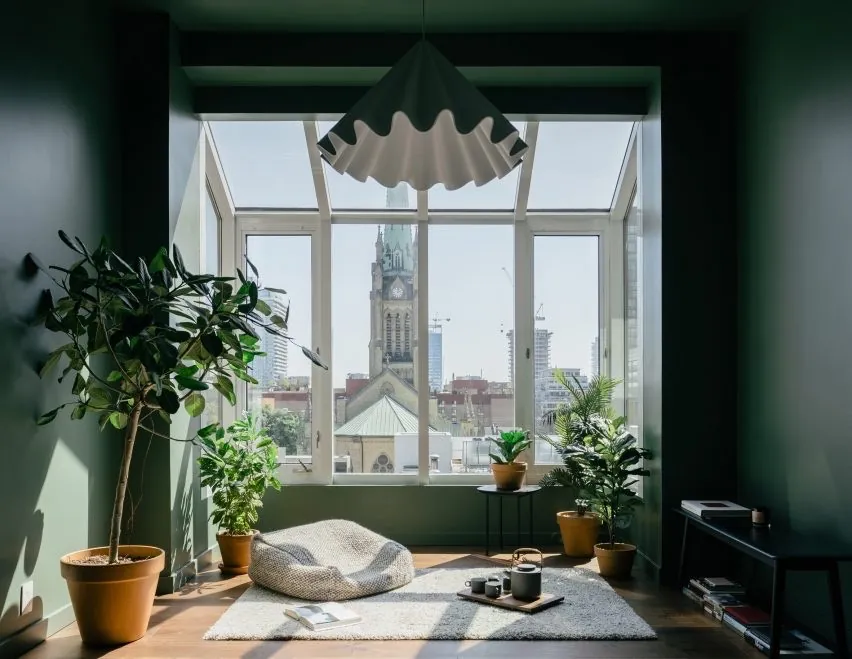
xmin=485 ymin=580 xmax=502 ymax=598
xmin=465 ymin=577 xmax=486 ymax=594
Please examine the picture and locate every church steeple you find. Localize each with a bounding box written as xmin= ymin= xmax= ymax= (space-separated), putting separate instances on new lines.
xmin=375 ymin=225 xmax=383 ymax=261
xmin=385 ymin=183 xmax=410 ymax=209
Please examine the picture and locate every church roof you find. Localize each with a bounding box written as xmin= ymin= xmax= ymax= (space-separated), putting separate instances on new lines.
xmin=334 ymin=395 xmax=436 ymax=437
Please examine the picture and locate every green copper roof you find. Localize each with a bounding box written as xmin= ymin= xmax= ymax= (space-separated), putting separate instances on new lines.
xmin=335 ymin=395 xmax=435 ymax=436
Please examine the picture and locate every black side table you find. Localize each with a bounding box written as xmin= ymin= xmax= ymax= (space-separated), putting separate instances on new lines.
xmin=477 ymin=485 xmax=541 ymax=556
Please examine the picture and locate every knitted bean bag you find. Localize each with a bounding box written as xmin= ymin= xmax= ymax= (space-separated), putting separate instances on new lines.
xmin=248 ymin=519 xmax=415 ymax=600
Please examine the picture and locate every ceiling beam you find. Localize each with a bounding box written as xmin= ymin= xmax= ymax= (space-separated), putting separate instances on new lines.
xmin=181 ymin=31 xmax=681 ymax=68
xmin=195 ymin=86 xmax=648 ymax=118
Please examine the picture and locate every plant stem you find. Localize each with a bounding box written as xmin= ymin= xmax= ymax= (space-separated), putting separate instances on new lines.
xmin=108 ymin=403 xmax=143 ymax=563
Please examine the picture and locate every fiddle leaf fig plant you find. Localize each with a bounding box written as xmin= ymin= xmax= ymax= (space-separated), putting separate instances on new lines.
xmin=30 ymin=231 xmax=326 ymax=564
xmin=561 ymin=416 xmax=651 ymax=547
xmin=488 ymin=429 xmax=531 ymax=464
xmin=197 ymin=413 xmax=280 ymax=536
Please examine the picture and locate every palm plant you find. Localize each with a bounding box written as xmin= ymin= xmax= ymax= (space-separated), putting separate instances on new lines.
xmin=539 ymin=372 xmax=621 ymax=513
xmin=563 ymin=416 xmax=651 ymax=547
xmin=488 ymin=429 xmax=531 ymax=464
xmin=31 ymin=231 xmax=326 ymax=564
xmin=197 ymin=412 xmax=280 ymax=536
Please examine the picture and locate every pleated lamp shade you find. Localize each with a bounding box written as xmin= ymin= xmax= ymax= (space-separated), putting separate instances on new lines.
xmin=317 ymin=40 xmax=528 ymax=192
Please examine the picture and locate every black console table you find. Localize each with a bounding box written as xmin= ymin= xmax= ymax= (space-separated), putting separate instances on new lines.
xmin=676 ymin=508 xmax=851 ymax=659
xmin=477 ymin=485 xmax=540 ymax=556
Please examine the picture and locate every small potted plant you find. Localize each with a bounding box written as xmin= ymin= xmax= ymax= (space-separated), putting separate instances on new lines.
xmin=488 ymin=429 xmax=531 ymax=490
xmin=540 ymin=372 xmax=620 ymax=557
xmin=563 ymin=415 xmax=651 ymax=579
xmin=198 ymin=412 xmax=281 ymax=574
xmin=30 ymin=232 xmax=325 ymax=645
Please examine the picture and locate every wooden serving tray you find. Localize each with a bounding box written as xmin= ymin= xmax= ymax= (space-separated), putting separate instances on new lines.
xmin=457 ymin=588 xmax=564 ymax=613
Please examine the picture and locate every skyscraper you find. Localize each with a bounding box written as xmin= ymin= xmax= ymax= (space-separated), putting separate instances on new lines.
xmin=252 ymin=288 xmax=289 ymax=389
xmin=428 ymin=329 xmax=443 ymax=391
xmin=506 ymin=327 xmax=553 ymax=384
xmin=590 ymin=336 xmax=600 ymax=377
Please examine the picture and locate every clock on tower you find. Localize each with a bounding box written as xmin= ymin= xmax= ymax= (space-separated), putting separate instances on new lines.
xmin=390 ymin=285 xmax=404 ymax=299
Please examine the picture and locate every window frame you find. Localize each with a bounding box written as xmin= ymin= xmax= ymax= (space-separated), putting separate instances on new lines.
xmin=205 ymin=119 xmax=638 ymax=486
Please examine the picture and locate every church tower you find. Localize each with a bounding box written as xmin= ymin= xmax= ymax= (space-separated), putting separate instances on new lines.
xmin=368 ymin=184 xmax=418 ymax=385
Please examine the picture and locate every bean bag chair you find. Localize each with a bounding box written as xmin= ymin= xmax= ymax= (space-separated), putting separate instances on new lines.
xmin=248 ymin=519 xmax=415 ymax=600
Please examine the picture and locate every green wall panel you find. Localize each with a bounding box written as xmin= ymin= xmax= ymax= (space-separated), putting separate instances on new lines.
xmin=0 ymin=0 xmax=119 ymax=654
xmin=739 ymin=0 xmax=852 ymax=644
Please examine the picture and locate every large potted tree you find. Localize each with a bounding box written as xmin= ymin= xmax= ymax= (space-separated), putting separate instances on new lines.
xmin=563 ymin=415 xmax=651 ymax=579
xmin=198 ymin=412 xmax=281 ymax=574
xmin=30 ymin=231 xmax=325 ymax=645
xmin=539 ymin=372 xmax=620 ymax=557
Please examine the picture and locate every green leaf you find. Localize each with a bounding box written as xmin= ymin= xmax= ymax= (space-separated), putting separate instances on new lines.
xmin=38 ymin=347 xmax=65 ymax=378
xmin=149 ymin=246 xmax=169 ymax=274
xmin=109 ymin=412 xmax=128 ymax=429
xmin=37 ymin=405 xmax=65 ymax=425
xmin=185 ymin=392 xmax=206 ymax=417
xmin=201 ymin=333 xmax=224 ymax=357
xmin=264 ymin=287 xmax=287 ymax=295
xmin=301 ymin=346 xmax=328 ymax=369
xmin=156 ymin=389 xmax=180 ymax=414
xmin=213 ymin=375 xmax=236 ymax=405
xmin=254 ymin=299 xmax=271 ymax=315
xmin=58 ymin=230 xmax=84 ymax=254
xmin=71 ymin=404 xmax=87 ymax=420
xmin=71 ymin=373 xmax=86 ymax=395
xmin=175 ymin=375 xmax=209 ymax=391
xmin=88 ymin=387 xmax=112 ymax=405
xmin=106 ymin=370 xmax=123 ymax=382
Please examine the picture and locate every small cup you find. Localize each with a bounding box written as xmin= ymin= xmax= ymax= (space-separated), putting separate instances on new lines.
xmin=465 ymin=577 xmax=486 ymax=594
xmin=485 ymin=580 xmax=502 ymax=598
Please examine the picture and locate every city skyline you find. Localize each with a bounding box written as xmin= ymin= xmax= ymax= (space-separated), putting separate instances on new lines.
xmin=215 ymin=121 xmax=625 ymax=388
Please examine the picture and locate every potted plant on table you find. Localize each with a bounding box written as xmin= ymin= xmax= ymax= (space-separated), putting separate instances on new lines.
xmin=563 ymin=415 xmax=651 ymax=579
xmin=488 ymin=429 xmax=531 ymax=491
xmin=539 ymin=372 xmax=620 ymax=557
xmin=30 ymin=232 xmax=325 ymax=645
xmin=197 ymin=412 xmax=281 ymax=574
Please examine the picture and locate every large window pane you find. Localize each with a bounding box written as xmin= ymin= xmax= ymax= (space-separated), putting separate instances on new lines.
xmin=245 ymin=235 xmax=313 ymax=464
xmin=332 ymin=224 xmax=419 ymax=474
xmin=200 ymin=188 xmax=222 ymax=429
xmin=527 ymin=122 xmax=633 ymax=210
xmin=430 ymin=225 xmax=514 ymax=474
xmin=533 ymin=236 xmax=600 ymax=463
xmin=625 ymin=189 xmax=642 ymax=447
xmin=209 ymin=121 xmax=317 ymax=209
xmin=318 ymin=122 xmax=417 ymax=211
xmin=427 ymin=123 xmax=525 ymax=210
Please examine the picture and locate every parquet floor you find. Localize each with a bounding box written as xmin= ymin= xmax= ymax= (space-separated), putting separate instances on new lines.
xmin=22 ymin=550 xmax=762 ymax=658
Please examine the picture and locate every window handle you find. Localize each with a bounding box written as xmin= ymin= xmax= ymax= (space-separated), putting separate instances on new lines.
xmin=316 ymin=430 xmax=321 ymax=447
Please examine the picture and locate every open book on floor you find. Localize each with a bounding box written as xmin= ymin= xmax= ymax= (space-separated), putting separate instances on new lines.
xmin=284 ymin=602 xmax=362 ymax=631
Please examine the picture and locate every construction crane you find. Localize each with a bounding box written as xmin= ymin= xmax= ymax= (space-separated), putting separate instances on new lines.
xmin=535 ymin=303 xmax=545 ymax=321
xmin=429 ymin=314 xmax=450 ymax=331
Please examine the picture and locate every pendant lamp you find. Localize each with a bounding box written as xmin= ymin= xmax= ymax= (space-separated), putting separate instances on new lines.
xmin=317 ymin=39 xmax=528 ymax=191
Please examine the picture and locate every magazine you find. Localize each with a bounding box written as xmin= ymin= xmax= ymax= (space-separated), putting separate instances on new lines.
xmin=284 ymin=602 xmax=362 ymax=631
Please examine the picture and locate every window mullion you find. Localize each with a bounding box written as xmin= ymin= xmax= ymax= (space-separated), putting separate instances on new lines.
xmin=513 ymin=221 xmax=534 ymax=457
xmin=314 ymin=217 xmax=333 ymax=484
xmin=416 ymin=191 xmax=430 ymax=485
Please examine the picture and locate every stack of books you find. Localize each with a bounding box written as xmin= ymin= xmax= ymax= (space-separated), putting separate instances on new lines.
xmin=681 ymin=500 xmax=752 ymax=519
xmin=682 ymin=576 xmax=833 ymax=656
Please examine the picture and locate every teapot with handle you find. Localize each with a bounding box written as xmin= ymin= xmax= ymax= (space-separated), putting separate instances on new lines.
xmin=510 ymin=547 xmax=543 ymax=601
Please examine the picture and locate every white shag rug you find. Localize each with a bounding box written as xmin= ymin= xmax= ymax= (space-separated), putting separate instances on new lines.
xmin=204 ymin=567 xmax=657 ymax=641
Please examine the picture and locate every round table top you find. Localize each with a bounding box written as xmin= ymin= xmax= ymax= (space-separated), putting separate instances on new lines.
xmin=476 ymin=484 xmax=542 ymax=495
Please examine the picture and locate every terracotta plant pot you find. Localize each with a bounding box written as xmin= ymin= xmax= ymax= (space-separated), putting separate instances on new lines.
xmin=556 ymin=511 xmax=601 ymax=557
xmin=217 ymin=531 xmax=257 ymax=574
xmin=60 ymin=545 xmax=165 ymax=646
xmin=594 ymin=542 xmax=637 ymax=579
xmin=491 ymin=462 xmax=527 ymax=491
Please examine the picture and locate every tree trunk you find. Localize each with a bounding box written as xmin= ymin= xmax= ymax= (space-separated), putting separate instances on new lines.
xmin=108 ymin=404 xmax=144 ymax=563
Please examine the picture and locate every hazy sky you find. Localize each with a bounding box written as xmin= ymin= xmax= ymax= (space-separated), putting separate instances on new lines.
xmin=212 ymin=120 xmax=629 ymax=387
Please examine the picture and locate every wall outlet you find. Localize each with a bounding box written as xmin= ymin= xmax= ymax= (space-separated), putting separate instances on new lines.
xmin=20 ymin=581 xmax=33 ymax=616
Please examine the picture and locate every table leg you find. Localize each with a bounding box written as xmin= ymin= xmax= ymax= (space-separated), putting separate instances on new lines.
xmin=828 ymin=561 xmax=849 ymax=659
xmin=485 ymin=495 xmax=490 ymax=557
xmin=498 ymin=497 xmax=503 ymax=552
xmin=529 ymin=494 xmax=534 ymax=546
xmin=769 ymin=563 xmax=787 ymax=659
xmin=517 ymin=496 xmax=521 ymax=548
xmin=677 ymin=517 xmax=689 ymax=584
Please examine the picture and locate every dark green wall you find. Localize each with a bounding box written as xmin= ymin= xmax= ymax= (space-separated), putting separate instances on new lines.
xmin=261 ymin=486 xmax=575 ymax=548
xmin=740 ymin=0 xmax=852 ymax=644
xmin=0 ymin=0 xmax=119 ymax=655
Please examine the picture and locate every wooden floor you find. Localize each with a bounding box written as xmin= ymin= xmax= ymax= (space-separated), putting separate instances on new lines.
xmin=23 ymin=550 xmax=763 ymax=659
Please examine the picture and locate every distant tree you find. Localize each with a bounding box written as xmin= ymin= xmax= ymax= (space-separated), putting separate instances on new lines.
xmin=261 ymin=407 xmax=305 ymax=455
